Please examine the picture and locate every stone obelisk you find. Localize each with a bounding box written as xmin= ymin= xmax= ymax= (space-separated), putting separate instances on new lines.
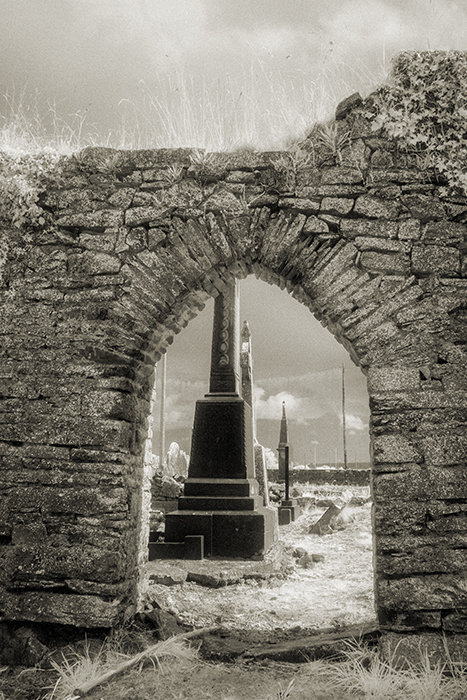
xmin=240 ymin=320 xmax=270 ymax=506
xmin=163 ymin=280 xmax=277 ymax=558
xmin=277 ymin=401 xmax=289 ymax=481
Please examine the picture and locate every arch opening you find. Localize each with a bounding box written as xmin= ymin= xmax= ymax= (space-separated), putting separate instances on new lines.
xmin=143 ymin=273 xmax=375 ymax=633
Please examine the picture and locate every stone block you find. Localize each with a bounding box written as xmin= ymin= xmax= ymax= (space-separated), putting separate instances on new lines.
xmin=419 ymin=434 xmax=467 ymax=466
xmin=354 ymin=237 xmax=403 ymax=253
xmin=56 ymin=210 xmax=124 ymax=231
xmin=320 ymin=167 xmax=363 ymax=184
xmin=204 ymin=191 xmax=245 ymax=216
xmin=402 ymin=194 xmax=445 ymax=221
xmin=422 ymin=221 xmax=466 ymax=244
xmin=377 ymin=573 xmax=467 ymax=612
xmin=398 ymin=219 xmax=421 ymax=240
xmin=11 ymin=523 xmax=48 ymax=546
xmin=360 ymin=251 xmax=409 ymax=274
xmin=335 ymin=92 xmax=363 ymax=120
xmin=377 ymin=545 xmax=467 ymax=576
xmin=1 ymin=590 xmax=124 ymax=627
xmin=302 ymin=215 xmax=329 ymax=234
xmin=367 ymin=366 xmax=420 ymax=392
xmin=373 ymin=467 xmax=467 ymax=501
xmin=68 ymin=251 xmax=122 ymax=276
xmin=354 ymin=195 xmax=401 ymax=219
xmin=125 ymin=206 xmax=168 ymax=227
xmin=320 ymin=197 xmax=354 ymax=215
xmin=442 ymin=610 xmax=467 ymax=633
xmin=8 ymin=543 xmax=123 ymax=584
xmin=372 ymin=435 xmax=422 ymax=465
xmin=340 ymin=219 xmax=398 ymax=238
xmin=278 ymin=197 xmax=319 ymax=213
xmin=411 ymin=244 xmax=461 ymax=276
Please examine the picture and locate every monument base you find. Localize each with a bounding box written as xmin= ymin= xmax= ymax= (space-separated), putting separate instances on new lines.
xmin=161 ymin=506 xmax=277 ymax=559
xmin=278 ymin=499 xmax=301 ymax=525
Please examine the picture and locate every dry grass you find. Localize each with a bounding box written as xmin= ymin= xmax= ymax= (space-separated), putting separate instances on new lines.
xmin=41 ymin=636 xmax=467 ymax=700
xmin=310 ymin=642 xmax=467 ymax=700
xmin=46 ymin=632 xmax=199 ymax=700
xmin=1 ymin=59 xmax=387 ymax=158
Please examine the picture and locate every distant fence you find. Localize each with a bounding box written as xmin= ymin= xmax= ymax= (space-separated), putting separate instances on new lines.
xmin=267 ymin=469 xmax=370 ymax=486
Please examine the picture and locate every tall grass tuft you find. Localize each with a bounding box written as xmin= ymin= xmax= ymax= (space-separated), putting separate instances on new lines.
xmin=311 ymin=642 xmax=467 ymax=700
xmin=46 ymin=632 xmax=198 ymax=700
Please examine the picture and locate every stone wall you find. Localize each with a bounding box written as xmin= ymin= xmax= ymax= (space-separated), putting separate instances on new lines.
xmin=267 ymin=469 xmax=370 ymax=486
xmin=1 ymin=53 xmax=467 ymax=656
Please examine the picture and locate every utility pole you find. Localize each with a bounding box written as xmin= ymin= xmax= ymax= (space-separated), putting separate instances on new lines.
xmin=159 ymin=352 xmax=167 ymax=471
xmin=342 ymin=364 xmax=348 ymax=469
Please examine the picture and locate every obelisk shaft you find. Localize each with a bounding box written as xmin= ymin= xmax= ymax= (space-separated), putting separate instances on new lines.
xmin=209 ymin=281 xmax=240 ymax=395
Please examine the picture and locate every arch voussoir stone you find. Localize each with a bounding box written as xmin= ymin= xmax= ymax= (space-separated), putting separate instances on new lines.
xmin=2 ymin=52 xmax=467 ymax=661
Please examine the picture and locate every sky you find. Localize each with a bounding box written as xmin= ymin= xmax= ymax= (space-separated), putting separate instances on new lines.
xmin=2 ymin=0 xmax=465 ymax=465
xmin=155 ymin=277 xmax=370 ymax=467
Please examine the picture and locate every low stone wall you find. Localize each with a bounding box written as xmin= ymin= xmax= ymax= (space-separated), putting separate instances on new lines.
xmin=268 ymin=469 xmax=370 ymax=486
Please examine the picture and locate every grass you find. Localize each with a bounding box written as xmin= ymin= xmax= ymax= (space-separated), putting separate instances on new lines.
xmin=46 ymin=628 xmax=199 ymax=700
xmin=311 ymin=642 xmax=467 ymax=700
xmin=1 ymin=58 xmax=387 ymax=158
xmin=36 ymin=633 xmax=467 ymax=700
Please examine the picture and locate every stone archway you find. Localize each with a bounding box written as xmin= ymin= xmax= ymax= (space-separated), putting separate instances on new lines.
xmin=1 ymin=72 xmax=467 ymax=659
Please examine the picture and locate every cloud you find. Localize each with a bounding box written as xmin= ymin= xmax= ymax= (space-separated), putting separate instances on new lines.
xmin=253 ymin=367 xmax=369 ymax=427
xmin=254 ymin=388 xmax=322 ymax=423
xmin=156 ymin=378 xmax=207 ymax=429
xmin=343 ymin=413 xmax=368 ymax=433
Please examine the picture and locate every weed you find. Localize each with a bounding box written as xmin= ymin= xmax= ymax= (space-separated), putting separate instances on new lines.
xmin=164 ymin=164 xmax=185 ymax=186
xmin=274 ymin=678 xmax=295 ymax=699
xmin=368 ymin=50 xmax=467 ymax=194
xmin=315 ymin=122 xmax=351 ymax=165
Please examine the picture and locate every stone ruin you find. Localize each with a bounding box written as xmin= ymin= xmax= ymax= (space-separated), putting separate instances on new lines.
xmin=1 ymin=51 xmax=467 ymax=660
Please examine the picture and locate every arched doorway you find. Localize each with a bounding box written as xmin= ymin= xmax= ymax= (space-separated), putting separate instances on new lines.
xmin=149 ymin=274 xmax=373 ymax=631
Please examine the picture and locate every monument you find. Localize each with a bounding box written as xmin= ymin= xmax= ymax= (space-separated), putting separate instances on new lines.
xmin=151 ymin=281 xmax=277 ymax=559
xmin=277 ymin=401 xmax=289 ymax=481
xmin=276 ymin=402 xmax=301 ymax=525
xmin=240 ymin=320 xmax=270 ymax=506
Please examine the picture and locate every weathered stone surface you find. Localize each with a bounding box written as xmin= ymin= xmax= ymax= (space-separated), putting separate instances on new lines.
xmin=278 ymin=197 xmax=319 ymax=213
xmin=320 ymin=167 xmax=363 ymax=185
xmin=422 ymin=220 xmax=466 ymax=243
xmin=354 ymin=237 xmax=403 ymax=253
xmin=411 ymin=244 xmax=461 ymax=276
xmin=56 ymin=210 xmax=124 ymax=230
xmin=377 ymin=574 xmax=467 ymax=611
xmin=372 ymin=435 xmax=423 ymax=465
xmin=125 ymin=206 xmax=169 ymax=226
xmin=402 ymin=194 xmax=445 ymax=221
xmin=320 ymin=197 xmax=354 ymax=215
xmin=341 ymin=219 xmax=399 ymax=238
xmin=335 ymin=92 xmax=363 ymax=120
xmin=2 ymin=591 xmax=124 ymax=627
xmin=360 ymin=251 xmax=409 ymax=273
xmin=367 ymin=366 xmax=420 ymax=392
xmin=373 ymin=467 xmax=467 ymax=501
xmin=7 ymin=545 xmax=124 ymax=583
xmin=3 ymin=60 xmax=467 ymax=635
xmin=398 ymin=218 xmax=421 ymax=240
xmin=354 ymin=195 xmax=401 ymax=219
